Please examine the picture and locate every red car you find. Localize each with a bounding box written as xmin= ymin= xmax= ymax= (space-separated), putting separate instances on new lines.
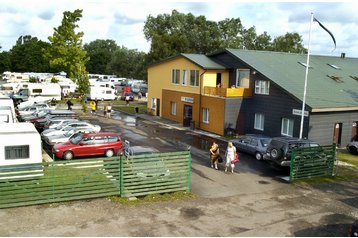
xmin=52 ymin=132 xmax=123 ymax=160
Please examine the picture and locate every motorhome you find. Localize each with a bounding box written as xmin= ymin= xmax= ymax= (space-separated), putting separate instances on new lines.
xmin=43 ymin=76 xmax=78 ymax=97
xmin=0 ymin=95 xmax=17 ymax=123
xmin=0 ymin=123 xmax=43 ymax=180
xmin=5 ymin=72 xmax=30 ymax=83
xmin=12 ymin=83 xmax=62 ymax=103
xmin=88 ymin=86 xmax=117 ymax=101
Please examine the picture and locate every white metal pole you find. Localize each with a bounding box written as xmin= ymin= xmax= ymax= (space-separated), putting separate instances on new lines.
xmin=299 ymin=13 xmax=314 ymax=139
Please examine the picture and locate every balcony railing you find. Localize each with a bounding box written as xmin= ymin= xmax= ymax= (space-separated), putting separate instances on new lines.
xmin=203 ymin=86 xmax=253 ymax=97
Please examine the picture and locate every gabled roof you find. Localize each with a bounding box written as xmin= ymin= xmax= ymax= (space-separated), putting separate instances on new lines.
xmin=218 ymin=49 xmax=358 ymax=111
xmin=149 ymin=53 xmax=226 ymax=70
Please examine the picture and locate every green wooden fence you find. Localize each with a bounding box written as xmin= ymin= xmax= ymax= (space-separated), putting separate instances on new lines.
xmin=290 ymin=144 xmax=336 ymax=181
xmin=0 ymin=151 xmax=191 ymax=209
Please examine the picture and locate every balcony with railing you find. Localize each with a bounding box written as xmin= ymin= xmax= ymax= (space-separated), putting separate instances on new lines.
xmin=203 ymin=86 xmax=253 ymax=97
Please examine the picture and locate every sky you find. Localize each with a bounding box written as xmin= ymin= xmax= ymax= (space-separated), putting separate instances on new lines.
xmin=0 ymin=0 xmax=358 ymax=57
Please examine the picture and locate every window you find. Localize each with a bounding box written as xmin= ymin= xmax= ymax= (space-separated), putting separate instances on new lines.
xmin=255 ymin=80 xmax=270 ymax=95
xmin=32 ymin=89 xmax=42 ymax=93
xmin=5 ymin=145 xmax=29 ymax=159
xmin=202 ymin=108 xmax=209 ymax=123
xmin=170 ymin=102 xmax=176 ymax=115
xmin=182 ymin=70 xmax=187 ymax=86
xmin=172 ymin=69 xmax=180 ymax=84
xmin=151 ymin=98 xmax=156 ymax=110
xmin=254 ymin=113 xmax=264 ymax=131
xmin=190 ymin=70 xmax=199 ymax=86
xmin=236 ymin=69 xmax=250 ymax=87
xmin=281 ymin=118 xmax=294 ymax=137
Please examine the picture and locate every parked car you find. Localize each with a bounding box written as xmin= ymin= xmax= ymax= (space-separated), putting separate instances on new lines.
xmin=16 ymin=103 xmax=52 ymax=117
xmin=121 ymin=92 xmax=134 ymax=101
xmin=43 ymin=118 xmax=79 ymax=130
xmin=231 ymin=134 xmax=272 ymax=160
xmin=33 ymin=110 xmax=77 ymax=131
xmin=125 ymin=146 xmax=170 ymax=179
xmin=18 ymin=108 xmax=53 ymax=122
xmin=349 ymin=219 xmax=358 ymax=237
xmin=41 ymin=121 xmax=101 ymax=140
xmin=263 ymin=137 xmax=320 ymax=166
xmin=44 ymin=129 xmax=95 ymax=146
xmin=346 ymin=141 xmax=358 ymax=155
xmin=52 ymin=132 xmax=123 ymax=160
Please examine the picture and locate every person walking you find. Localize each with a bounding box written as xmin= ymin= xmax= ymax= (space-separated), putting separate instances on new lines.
xmin=209 ymin=141 xmax=220 ymax=170
xmin=106 ymin=103 xmax=112 ymax=118
xmin=224 ymin=141 xmax=237 ymax=173
xmin=66 ymin=99 xmax=73 ymax=110
xmin=90 ymin=100 xmax=96 ymax=114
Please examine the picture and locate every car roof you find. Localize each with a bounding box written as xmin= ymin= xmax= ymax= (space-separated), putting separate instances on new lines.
xmin=82 ymin=132 xmax=121 ymax=137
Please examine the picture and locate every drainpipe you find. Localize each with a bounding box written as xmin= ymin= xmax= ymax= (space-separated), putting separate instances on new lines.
xmin=198 ymin=70 xmax=207 ymax=129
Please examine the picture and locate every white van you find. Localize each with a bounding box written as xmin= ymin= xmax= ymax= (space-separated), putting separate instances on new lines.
xmin=0 ymin=123 xmax=43 ymax=180
xmin=12 ymin=83 xmax=62 ymax=103
xmin=0 ymin=95 xmax=17 ymax=123
xmin=89 ymin=86 xmax=117 ymax=100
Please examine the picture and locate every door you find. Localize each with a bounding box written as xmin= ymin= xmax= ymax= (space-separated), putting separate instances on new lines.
xmin=183 ymin=105 xmax=192 ymax=127
xmin=216 ymin=73 xmax=222 ymax=87
xmin=351 ymin=122 xmax=357 ymax=141
xmin=333 ymin=123 xmax=342 ymax=146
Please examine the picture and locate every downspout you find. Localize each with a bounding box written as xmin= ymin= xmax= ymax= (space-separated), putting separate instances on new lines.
xmin=198 ymin=70 xmax=207 ymax=129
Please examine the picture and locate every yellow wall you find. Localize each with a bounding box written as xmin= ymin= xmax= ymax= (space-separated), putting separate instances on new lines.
xmin=201 ymin=96 xmax=226 ymax=135
xmin=147 ymin=56 xmax=228 ymax=116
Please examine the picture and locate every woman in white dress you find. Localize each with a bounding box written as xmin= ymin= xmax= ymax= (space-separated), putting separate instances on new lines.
xmin=225 ymin=141 xmax=236 ymax=173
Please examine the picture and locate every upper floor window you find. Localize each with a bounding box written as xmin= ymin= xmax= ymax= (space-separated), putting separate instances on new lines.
xmin=190 ymin=70 xmax=199 ymax=87
xmin=172 ymin=69 xmax=180 ymax=84
xmin=281 ymin=118 xmax=294 ymax=137
xmin=236 ymin=69 xmax=250 ymax=87
xmin=254 ymin=113 xmax=264 ymax=131
xmin=182 ymin=70 xmax=187 ymax=86
xmin=255 ymin=80 xmax=270 ymax=95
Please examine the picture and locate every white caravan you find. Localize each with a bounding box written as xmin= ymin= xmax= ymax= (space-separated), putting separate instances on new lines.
xmin=0 ymin=123 xmax=43 ymax=180
xmin=89 ymin=86 xmax=117 ymax=100
xmin=13 ymin=83 xmax=62 ymax=103
xmin=0 ymin=95 xmax=17 ymax=123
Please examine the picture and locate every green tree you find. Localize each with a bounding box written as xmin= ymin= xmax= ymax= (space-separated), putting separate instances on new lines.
xmin=271 ymin=32 xmax=307 ymax=53
xmin=107 ymin=46 xmax=147 ymax=80
xmin=84 ymin=39 xmax=118 ymax=74
xmin=0 ymin=49 xmax=11 ymax=74
xmin=9 ymin=35 xmax=51 ymax=72
xmin=44 ymin=9 xmax=89 ymax=94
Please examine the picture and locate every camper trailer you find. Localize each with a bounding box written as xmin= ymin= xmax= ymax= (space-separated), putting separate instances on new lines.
xmin=12 ymin=83 xmax=61 ymax=103
xmin=0 ymin=95 xmax=17 ymax=123
xmin=89 ymin=86 xmax=117 ymax=100
xmin=0 ymin=123 xmax=43 ymax=180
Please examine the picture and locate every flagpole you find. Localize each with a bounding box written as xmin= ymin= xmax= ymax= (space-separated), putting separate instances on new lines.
xmin=299 ymin=13 xmax=314 ymax=139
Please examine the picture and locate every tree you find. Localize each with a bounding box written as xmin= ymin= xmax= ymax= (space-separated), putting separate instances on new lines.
xmin=44 ymin=9 xmax=89 ymax=94
xmin=271 ymin=32 xmax=307 ymax=54
xmin=0 ymin=50 xmax=11 ymax=74
xmin=107 ymin=46 xmax=147 ymax=80
xmin=9 ymin=35 xmax=51 ymax=72
xmin=84 ymin=39 xmax=118 ymax=74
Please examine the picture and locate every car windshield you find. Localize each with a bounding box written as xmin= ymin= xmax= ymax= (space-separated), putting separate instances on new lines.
xmin=64 ymin=130 xmax=75 ymax=137
xmin=69 ymin=133 xmax=84 ymax=144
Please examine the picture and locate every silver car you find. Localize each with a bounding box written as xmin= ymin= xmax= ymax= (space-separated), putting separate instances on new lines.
xmin=44 ymin=129 xmax=94 ymax=146
xmin=41 ymin=121 xmax=101 ymax=140
xmin=231 ymin=134 xmax=272 ymax=160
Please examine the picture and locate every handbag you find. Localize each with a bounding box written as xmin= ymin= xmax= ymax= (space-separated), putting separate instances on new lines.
xmin=218 ymin=156 xmax=223 ymax=163
xmin=231 ymin=153 xmax=239 ymax=164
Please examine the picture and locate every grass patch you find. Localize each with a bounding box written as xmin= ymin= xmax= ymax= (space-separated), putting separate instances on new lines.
xmin=337 ymin=149 xmax=358 ymax=167
xmin=113 ymin=104 xmax=147 ymax=115
xmin=109 ymin=191 xmax=195 ymax=205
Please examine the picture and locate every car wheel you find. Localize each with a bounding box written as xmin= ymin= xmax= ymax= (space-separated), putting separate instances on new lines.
xmin=255 ymin=152 xmax=262 ymax=161
xmin=105 ymin=149 xmax=114 ymax=157
xmin=348 ymin=146 xmax=358 ymax=155
xmin=63 ymin=151 xmax=74 ymax=160
xmin=270 ymin=148 xmax=281 ymax=160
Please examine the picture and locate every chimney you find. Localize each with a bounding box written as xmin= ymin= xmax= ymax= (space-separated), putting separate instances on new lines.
xmin=341 ymin=53 xmax=346 ymax=59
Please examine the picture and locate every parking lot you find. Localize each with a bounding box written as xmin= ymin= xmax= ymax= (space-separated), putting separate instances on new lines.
xmin=1 ymin=105 xmax=357 ymax=236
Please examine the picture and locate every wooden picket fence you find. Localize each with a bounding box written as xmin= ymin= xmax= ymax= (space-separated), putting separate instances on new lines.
xmin=0 ymin=151 xmax=191 ymax=209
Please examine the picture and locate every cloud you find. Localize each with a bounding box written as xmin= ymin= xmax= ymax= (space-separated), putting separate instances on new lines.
xmin=38 ymin=11 xmax=55 ymax=20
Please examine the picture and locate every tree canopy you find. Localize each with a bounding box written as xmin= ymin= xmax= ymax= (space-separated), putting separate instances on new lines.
xmin=43 ymin=9 xmax=89 ymax=94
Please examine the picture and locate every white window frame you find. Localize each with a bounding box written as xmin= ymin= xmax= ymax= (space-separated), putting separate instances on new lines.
xmin=254 ymin=113 xmax=264 ymax=131
xmin=182 ymin=70 xmax=187 ymax=86
xmin=172 ymin=69 xmax=180 ymax=85
xmin=281 ymin=118 xmax=294 ymax=137
xmin=202 ymin=108 xmax=209 ymax=124
xmin=255 ymin=80 xmax=270 ymax=95
xmin=151 ymin=98 xmax=156 ymax=110
xmin=189 ymin=70 xmax=199 ymax=87
xmin=170 ymin=101 xmax=176 ymax=115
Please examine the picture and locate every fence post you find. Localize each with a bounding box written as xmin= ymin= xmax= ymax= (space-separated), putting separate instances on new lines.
xmin=186 ymin=151 xmax=192 ymax=192
xmin=290 ymin=148 xmax=295 ymax=182
xmin=119 ymin=155 xmax=124 ymax=197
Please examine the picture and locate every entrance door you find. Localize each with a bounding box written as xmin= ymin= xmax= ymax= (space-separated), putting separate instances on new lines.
xmin=183 ymin=105 xmax=192 ymax=127
xmin=333 ymin=123 xmax=342 ymax=146
xmin=351 ymin=122 xmax=358 ymax=141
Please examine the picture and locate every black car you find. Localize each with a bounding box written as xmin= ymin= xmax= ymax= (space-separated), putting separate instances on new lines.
xmin=263 ymin=137 xmax=320 ymax=166
xmin=231 ymin=134 xmax=271 ymax=160
xmin=349 ymin=219 xmax=358 ymax=237
xmin=347 ymin=141 xmax=358 ymax=155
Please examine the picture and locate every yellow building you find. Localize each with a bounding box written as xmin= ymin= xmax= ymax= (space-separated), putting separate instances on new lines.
xmin=147 ymin=53 xmax=252 ymax=136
